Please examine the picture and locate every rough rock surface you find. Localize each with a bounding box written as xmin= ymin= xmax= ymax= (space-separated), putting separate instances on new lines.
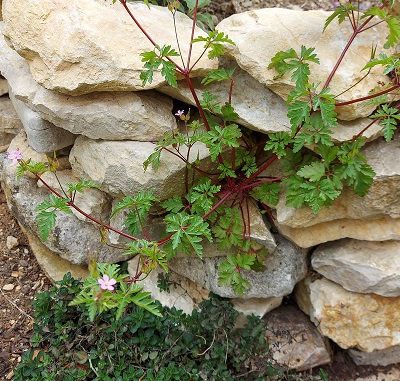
xmin=38 ymin=170 xmax=111 ymax=224
xmin=160 ymin=60 xmax=290 ymax=135
xmin=2 ymin=133 xmax=123 ymax=265
xmin=0 ymin=96 xmax=22 ymax=152
xmin=161 ymin=61 xmax=381 ymax=142
xmin=296 ymin=276 xmax=400 ymax=352
xmin=231 ymin=297 xmax=282 ymax=317
xmin=312 ymin=239 xmax=400 ymax=297
xmin=9 ymin=90 xmax=76 ymax=152
xmin=352 ymin=369 xmax=400 ymax=381
xmin=128 ymin=258 xmax=209 ymax=315
xmin=264 ymin=305 xmax=331 ymax=371
xmin=0 ymin=32 xmax=178 ymax=142
xmin=170 ymin=236 xmax=308 ymax=298
xmin=21 ymin=225 xmax=88 ymax=282
xmin=217 ymin=8 xmax=391 ymax=120
xmin=348 ymin=345 xmax=400 ymax=367
xmin=69 ymin=136 xmax=213 ymax=199
xmin=277 ymin=138 xmax=400 ymax=229
xmin=278 ymin=216 xmax=400 ymax=248
xmin=3 ymin=0 xmax=216 ymax=95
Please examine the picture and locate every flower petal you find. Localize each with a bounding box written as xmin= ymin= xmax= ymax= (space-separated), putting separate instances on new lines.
xmin=103 ymin=274 xmax=110 ymax=282
xmin=108 ymin=278 xmax=117 ymax=285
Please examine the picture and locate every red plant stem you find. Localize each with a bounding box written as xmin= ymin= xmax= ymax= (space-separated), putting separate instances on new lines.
xmin=36 ymin=174 xmax=138 ymax=242
xmin=119 ymin=0 xmax=185 ymax=73
xmin=353 ymin=119 xmax=379 ymax=140
xmin=228 ymin=78 xmax=235 ymax=104
xmin=186 ymin=0 xmax=199 ymax=71
xmin=202 ymin=190 xmax=233 ymax=219
xmin=323 ymin=14 xmax=375 ymax=89
xmin=335 ymin=84 xmax=400 ymax=107
xmin=247 ymin=155 xmax=278 ymax=182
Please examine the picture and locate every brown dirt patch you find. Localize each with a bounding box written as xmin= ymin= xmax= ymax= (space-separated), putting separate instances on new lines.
xmin=0 ymin=189 xmax=50 ymax=380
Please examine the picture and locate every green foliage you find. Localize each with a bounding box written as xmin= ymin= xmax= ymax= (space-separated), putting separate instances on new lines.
xmin=268 ymin=46 xmax=319 ymax=90
xmin=201 ymin=67 xmax=235 ymax=85
xmin=15 ymin=274 xmax=275 ymax=381
xmin=17 ymin=160 xmax=48 ymax=178
xmin=371 ymin=104 xmax=400 ymax=141
xmin=188 ymin=179 xmax=221 ymax=214
xmin=36 ymin=195 xmax=72 ymax=241
xmin=66 ymin=180 xmax=98 ymax=195
xmin=201 ymin=123 xmax=242 ymax=161
xmin=193 ymin=30 xmax=235 ymax=59
xmin=251 ymin=183 xmax=280 ymax=207
xmin=70 ymin=263 xmax=161 ymax=321
xmin=323 ymin=3 xmax=357 ymax=30
xmin=140 ymin=45 xmax=180 ymax=87
xmin=164 ymin=212 xmax=212 ymax=256
xmin=363 ymin=6 xmax=400 ymax=48
xmin=218 ymin=254 xmax=255 ymax=295
xmin=112 ymin=191 xmax=158 ymax=235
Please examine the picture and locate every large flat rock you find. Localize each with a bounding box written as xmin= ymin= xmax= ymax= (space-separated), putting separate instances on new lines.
xmin=170 ymin=235 xmax=308 ymax=298
xmin=312 ymin=239 xmax=400 ymax=297
xmin=296 ymin=276 xmax=400 ymax=352
xmin=2 ymin=0 xmax=216 ymax=94
xmin=69 ymin=136 xmax=214 ymax=199
xmin=0 ymin=25 xmax=177 ymax=142
xmin=217 ymin=8 xmax=391 ymax=120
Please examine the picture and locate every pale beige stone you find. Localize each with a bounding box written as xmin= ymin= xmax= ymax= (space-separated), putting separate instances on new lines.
xmin=217 ymin=8 xmax=392 ymax=120
xmin=296 ymin=276 xmax=400 ymax=352
xmin=0 ymin=96 xmax=22 ymax=152
xmin=312 ymin=239 xmax=400 ymax=297
xmin=161 ymin=60 xmax=381 ymax=141
xmin=3 ymin=0 xmax=216 ymax=95
xmin=69 ymin=136 xmax=214 ymax=200
xmin=21 ymin=225 xmax=88 ymax=282
xmin=38 ymin=170 xmax=110 ymax=224
xmin=231 ymin=297 xmax=282 ymax=317
xmin=277 ymin=137 xmax=400 ymax=229
xmin=0 ymin=30 xmax=177 ymax=142
xmin=278 ymin=216 xmax=400 ymax=248
xmin=128 ymin=258 xmax=209 ymax=315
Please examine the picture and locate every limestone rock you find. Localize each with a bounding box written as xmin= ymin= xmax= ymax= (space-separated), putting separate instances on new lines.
xmin=128 ymin=258 xmax=209 ymax=315
xmin=9 ymin=90 xmax=76 ymax=152
xmin=278 ymin=216 xmax=400 ymax=248
xmin=0 ymin=77 xmax=8 ymax=96
xmin=264 ymin=305 xmax=331 ymax=371
xmin=38 ymin=170 xmax=110 ymax=224
xmin=217 ymin=8 xmax=392 ymax=120
xmin=6 ymin=235 xmax=18 ymax=249
xmin=162 ymin=68 xmax=382 ymax=141
xmin=231 ymin=297 xmax=282 ymax=317
xmin=348 ymin=345 xmax=400 ymax=367
xmin=352 ymin=369 xmax=400 ymax=381
xmin=69 ymin=135 xmax=213 ymax=199
xmin=2 ymin=133 xmax=123 ymax=265
xmin=21 ymin=225 xmax=88 ymax=282
xmin=277 ymin=137 xmax=400 ymax=229
xmin=0 ymin=32 xmax=177 ymax=141
xmin=312 ymin=239 xmax=400 ymax=297
xmin=0 ymin=97 xmax=22 ymax=152
xmin=3 ymin=0 xmax=216 ymax=95
xmin=170 ymin=235 xmax=308 ymax=298
xmin=160 ymin=60 xmax=290 ymax=135
xmin=296 ymin=276 xmax=400 ymax=352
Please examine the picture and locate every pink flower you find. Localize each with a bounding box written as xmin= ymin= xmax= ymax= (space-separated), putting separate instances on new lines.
xmin=6 ymin=149 xmax=23 ymax=165
xmin=175 ymin=110 xmax=185 ymax=118
xmin=98 ymin=274 xmax=117 ymax=291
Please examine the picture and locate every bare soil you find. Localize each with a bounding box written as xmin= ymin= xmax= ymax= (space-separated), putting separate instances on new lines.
xmin=0 ymin=190 xmax=50 ymax=380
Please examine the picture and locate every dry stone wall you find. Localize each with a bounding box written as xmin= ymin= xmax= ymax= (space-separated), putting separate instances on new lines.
xmin=0 ymin=0 xmax=399 ymax=372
